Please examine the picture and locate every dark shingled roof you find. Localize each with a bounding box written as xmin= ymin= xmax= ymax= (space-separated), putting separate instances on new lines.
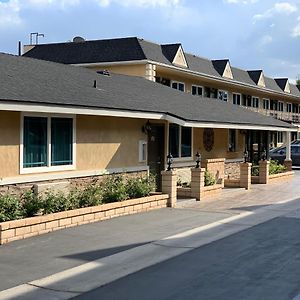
xmin=275 ymin=78 xmax=289 ymax=92
xmin=247 ymin=70 xmax=263 ymax=85
xmin=23 ymin=36 xmax=300 ymax=98
xmin=212 ymin=59 xmax=229 ymax=77
xmin=0 ymin=53 xmax=294 ymax=130
xmin=161 ymin=44 xmax=181 ymax=63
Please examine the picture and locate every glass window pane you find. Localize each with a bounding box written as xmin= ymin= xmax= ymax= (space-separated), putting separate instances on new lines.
xmin=23 ymin=117 xmax=47 ymax=168
xmin=192 ymin=86 xmax=196 ymax=95
xmin=181 ymin=127 xmax=192 ymax=157
xmin=51 ymin=118 xmax=73 ymax=166
xmin=169 ymin=124 xmax=179 ymax=158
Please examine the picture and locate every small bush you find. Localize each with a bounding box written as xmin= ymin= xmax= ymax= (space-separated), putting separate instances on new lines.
xmin=21 ymin=190 xmax=42 ymax=217
xmin=41 ymin=192 xmax=70 ymax=214
xmin=102 ymin=175 xmax=128 ymax=203
xmin=126 ymin=175 xmax=156 ymax=199
xmin=269 ymin=159 xmax=286 ymax=175
xmin=0 ymin=194 xmax=22 ymax=222
xmin=204 ymin=171 xmax=216 ymax=186
xmin=251 ymin=165 xmax=259 ymax=176
xmin=77 ymin=185 xmax=102 ymax=208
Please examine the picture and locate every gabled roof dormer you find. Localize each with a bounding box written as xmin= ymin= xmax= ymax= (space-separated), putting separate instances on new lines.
xmin=212 ymin=59 xmax=233 ymax=79
xmin=161 ymin=44 xmax=188 ymax=68
xmin=296 ymin=85 xmax=300 ymax=92
xmin=275 ymin=78 xmax=290 ymax=93
xmin=247 ymin=70 xmax=265 ymax=88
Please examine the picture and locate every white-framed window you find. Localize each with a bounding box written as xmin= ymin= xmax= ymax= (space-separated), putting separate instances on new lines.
xmin=218 ymin=90 xmax=228 ymax=102
xmin=278 ymin=101 xmax=284 ymax=112
xmin=252 ymin=96 xmax=259 ymax=108
xmin=233 ymin=93 xmax=241 ymax=105
xmin=204 ymin=87 xmax=218 ymax=98
xmin=228 ymin=129 xmax=237 ymax=152
xmin=263 ymin=99 xmax=270 ymax=110
xmin=169 ymin=124 xmax=192 ymax=159
xmin=139 ymin=140 xmax=147 ymax=162
xmin=171 ymin=81 xmax=185 ymax=92
xmin=287 ymin=103 xmax=292 ymax=113
xmin=277 ymin=132 xmax=283 ymax=143
xmin=20 ymin=113 xmax=76 ymax=174
xmin=191 ymin=85 xmax=203 ymax=97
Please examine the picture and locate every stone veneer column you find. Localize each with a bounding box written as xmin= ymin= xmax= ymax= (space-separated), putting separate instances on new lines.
xmin=240 ymin=162 xmax=252 ymax=190
xmin=191 ymin=168 xmax=205 ymax=201
xmin=259 ymin=160 xmax=270 ymax=184
xmin=284 ymin=159 xmax=293 ymax=171
xmin=161 ymin=170 xmax=177 ymax=208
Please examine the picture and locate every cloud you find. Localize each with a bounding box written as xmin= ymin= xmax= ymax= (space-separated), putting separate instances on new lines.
xmin=0 ymin=0 xmax=21 ymax=27
xmin=97 ymin=0 xmax=180 ymax=7
xmin=292 ymin=16 xmax=300 ymax=37
xmin=223 ymin=0 xmax=259 ymax=4
xmin=254 ymin=2 xmax=297 ymax=21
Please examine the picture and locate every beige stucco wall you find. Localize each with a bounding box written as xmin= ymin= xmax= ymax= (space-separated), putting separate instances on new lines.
xmin=193 ymin=128 xmax=244 ymax=160
xmin=76 ymin=115 xmax=146 ymax=170
xmin=89 ymin=64 xmax=146 ymax=78
xmin=0 ymin=111 xmax=20 ymax=178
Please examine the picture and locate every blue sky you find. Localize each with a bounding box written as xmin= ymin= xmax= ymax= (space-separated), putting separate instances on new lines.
xmin=0 ymin=0 xmax=300 ymax=82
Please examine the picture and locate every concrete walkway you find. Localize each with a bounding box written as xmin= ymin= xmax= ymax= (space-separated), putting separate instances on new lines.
xmin=0 ymin=170 xmax=300 ymax=299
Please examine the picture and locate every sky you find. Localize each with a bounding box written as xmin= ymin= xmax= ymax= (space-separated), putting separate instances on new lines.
xmin=0 ymin=0 xmax=300 ymax=82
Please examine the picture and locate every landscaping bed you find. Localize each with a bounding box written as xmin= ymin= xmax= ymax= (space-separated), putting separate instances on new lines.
xmin=0 ymin=174 xmax=170 ymax=245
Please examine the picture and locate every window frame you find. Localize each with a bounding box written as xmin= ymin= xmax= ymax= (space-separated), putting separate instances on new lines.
xmin=139 ymin=140 xmax=147 ymax=163
xmin=20 ymin=113 xmax=76 ymax=174
xmin=252 ymin=96 xmax=259 ymax=108
xmin=191 ymin=84 xmax=203 ymax=97
xmin=171 ymin=80 xmax=185 ymax=92
xmin=233 ymin=93 xmax=241 ymax=105
xmin=287 ymin=103 xmax=292 ymax=113
xmin=168 ymin=124 xmax=193 ymax=161
xmin=228 ymin=129 xmax=237 ymax=152
xmin=263 ymin=98 xmax=270 ymax=110
xmin=218 ymin=90 xmax=228 ymax=102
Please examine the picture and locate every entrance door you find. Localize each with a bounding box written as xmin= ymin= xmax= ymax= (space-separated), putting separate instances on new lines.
xmin=147 ymin=125 xmax=165 ymax=191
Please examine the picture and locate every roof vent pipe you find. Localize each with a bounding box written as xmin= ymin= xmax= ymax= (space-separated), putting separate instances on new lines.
xmin=93 ymin=80 xmax=97 ymax=88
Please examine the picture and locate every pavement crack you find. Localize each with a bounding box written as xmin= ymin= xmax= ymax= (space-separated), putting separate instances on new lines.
xmin=27 ymin=283 xmax=81 ymax=295
xmin=152 ymin=242 xmax=195 ymax=249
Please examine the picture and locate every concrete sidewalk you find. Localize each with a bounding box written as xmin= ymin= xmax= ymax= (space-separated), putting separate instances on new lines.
xmin=0 ymin=170 xmax=300 ymax=299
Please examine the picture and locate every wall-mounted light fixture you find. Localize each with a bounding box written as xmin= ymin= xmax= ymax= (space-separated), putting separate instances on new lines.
xmin=142 ymin=120 xmax=152 ymax=135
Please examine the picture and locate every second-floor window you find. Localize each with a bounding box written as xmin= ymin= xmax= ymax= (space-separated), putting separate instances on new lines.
xmin=171 ymin=81 xmax=185 ymax=92
xmin=233 ymin=93 xmax=241 ymax=105
xmin=191 ymin=85 xmax=203 ymax=97
xmin=204 ymin=87 xmax=218 ymax=99
xmin=278 ymin=101 xmax=284 ymax=112
xmin=263 ymin=99 xmax=270 ymax=110
xmin=252 ymin=97 xmax=259 ymax=108
xmin=218 ymin=90 xmax=228 ymax=102
xmin=287 ymin=103 xmax=292 ymax=113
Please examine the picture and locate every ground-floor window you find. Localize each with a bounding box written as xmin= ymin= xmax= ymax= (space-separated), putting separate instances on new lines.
xmin=228 ymin=129 xmax=237 ymax=152
xmin=169 ymin=124 xmax=192 ymax=158
xmin=22 ymin=115 xmax=75 ymax=172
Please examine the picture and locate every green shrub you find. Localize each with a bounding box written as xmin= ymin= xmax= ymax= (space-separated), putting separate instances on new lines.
xmin=102 ymin=175 xmax=128 ymax=203
xmin=251 ymin=165 xmax=260 ymax=176
xmin=41 ymin=192 xmax=70 ymax=214
xmin=204 ymin=171 xmax=216 ymax=186
xmin=77 ymin=185 xmax=103 ymax=208
xmin=269 ymin=159 xmax=286 ymax=175
xmin=0 ymin=194 xmax=22 ymax=222
xmin=21 ymin=190 xmax=42 ymax=217
xmin=126 ymin=175 xmax=156 ymax=199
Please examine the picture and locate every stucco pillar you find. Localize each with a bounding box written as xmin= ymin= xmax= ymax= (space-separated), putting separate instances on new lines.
xmin=240 ymin=162 xmax=252 ymax=190
xmin=284 ymin=131 xmax=292 ymax=171
xmin=191 ymin=168 xmax=205 ymax=201
xmin=161 ymin=170 xmax=177 ymax=208
xmin=259 ymin=160 xmax=270 ymax=184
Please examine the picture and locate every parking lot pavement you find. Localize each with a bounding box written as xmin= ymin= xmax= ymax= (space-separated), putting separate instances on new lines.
xmin=1 ymin=170 xmax=300 ymax=299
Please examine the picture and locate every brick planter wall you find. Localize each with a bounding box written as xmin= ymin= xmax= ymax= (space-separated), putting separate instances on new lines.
xmin=269 ymin=171 xmax=294 ymax=182
xmin=0 ymin=194 xmax=168 ymax=245
xmin=177 ymin=184 xmax=223 ymax=199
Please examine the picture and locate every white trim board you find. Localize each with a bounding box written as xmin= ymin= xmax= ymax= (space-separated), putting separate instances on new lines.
xmin=0 ymin=101 xmax=296 ymax=132
xmin=0 ymin=166 xmax=149 ymax=186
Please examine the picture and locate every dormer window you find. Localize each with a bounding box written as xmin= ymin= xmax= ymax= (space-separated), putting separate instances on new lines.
xmin=212 ymin=59 xmax=233 ymax=79
xmin=248 ymin=70 xmax=265 ymax=88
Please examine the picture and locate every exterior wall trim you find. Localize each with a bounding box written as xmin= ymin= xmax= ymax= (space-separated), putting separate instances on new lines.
xmin=0 ymin=102 xmax=296 ymax=132
xmin=0 ymin=166 xmax=149 ymax=186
